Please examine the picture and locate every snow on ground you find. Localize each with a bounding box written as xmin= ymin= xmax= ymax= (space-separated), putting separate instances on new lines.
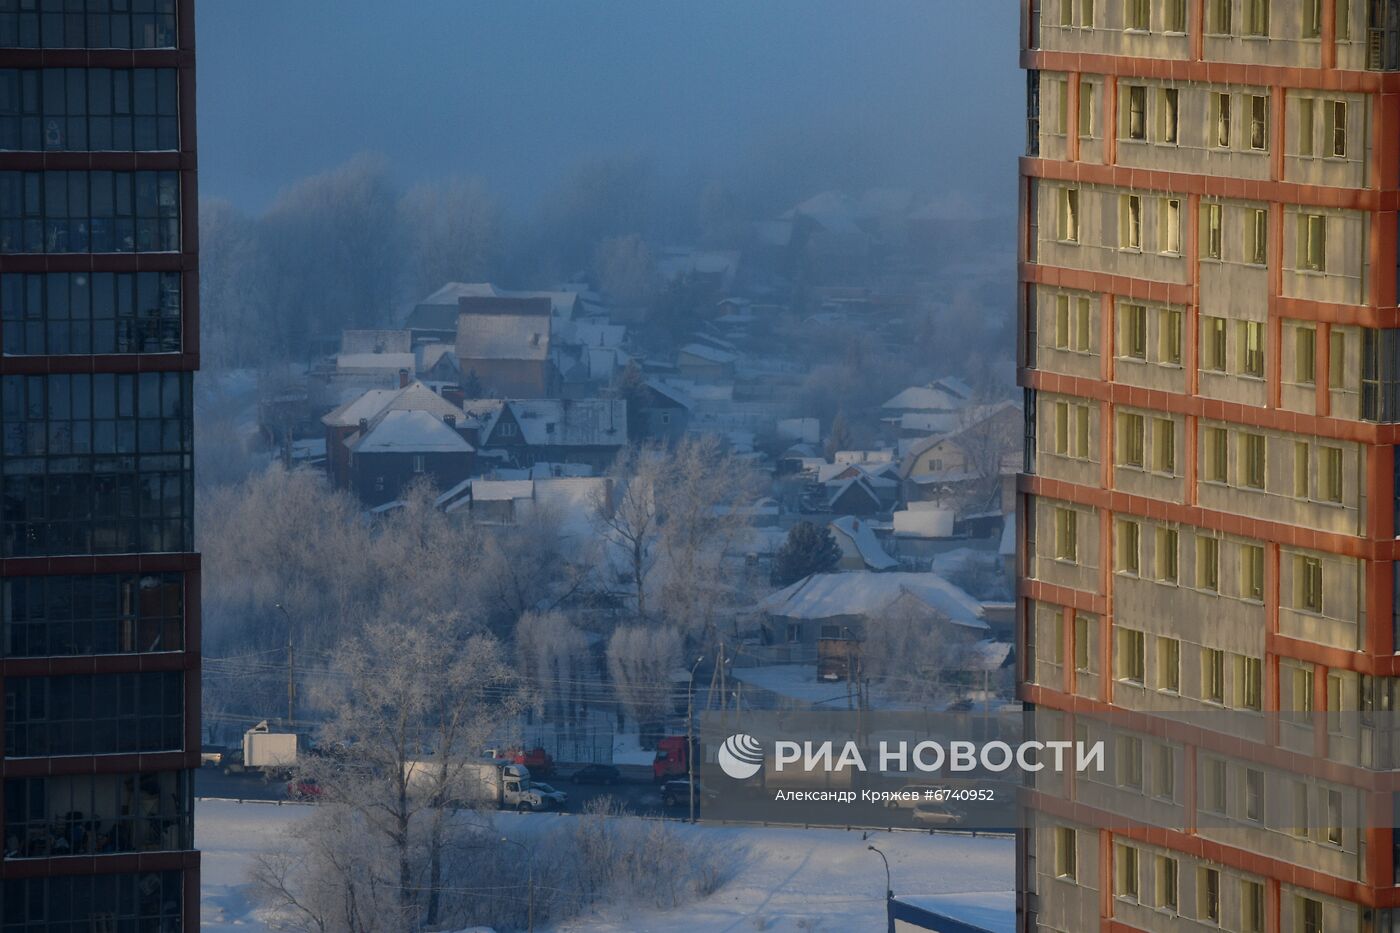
xmin=197 ymin=799 xmax=1013 ymax=932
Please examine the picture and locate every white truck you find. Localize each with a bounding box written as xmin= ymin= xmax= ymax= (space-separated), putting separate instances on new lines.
xmin=223 ymin=721 xmax=298 ymax=777
xmin=405 ymin=758 xmax=562 ymax=811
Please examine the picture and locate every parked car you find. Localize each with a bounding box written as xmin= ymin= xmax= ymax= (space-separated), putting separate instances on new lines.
xmin=661 ymin=778 xmax=706 ymax=809
xmin=530 ymin=782 xmax=568 ymax=809
xmin=910 ymin=802 xmax=960 ymax=827
xmin=569 ymin=764 xmax=622 ymax=785
xmin=286 ymin=777 xmax=322 ymax=800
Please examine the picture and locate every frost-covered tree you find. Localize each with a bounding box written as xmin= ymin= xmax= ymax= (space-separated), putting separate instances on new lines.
xmin=516 ymin=610 xmax=592 ymax=722
xmin=398 ymin=176 xmax=503 ymax=299
xmin=606 ymin=625 xmax=682 ymax=725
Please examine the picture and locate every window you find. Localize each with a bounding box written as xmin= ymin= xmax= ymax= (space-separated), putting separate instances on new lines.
xmin=0 ymin=170 xmax=181 ymax=254
xmin=1156 ymin=636 xmax=1180 ymax=691
xmin=1152 ymin=418 xmax=1175 ymax=473
xmin=1116 ymin=519 xmax=1141 ymax=574
xmin=0 ymin=871 xmax=184 ymax=930
xmin=1203 ymin=647 xmax=1225 ymax=702
xmin=1121 ymin=303 xmax=1147 ymax=358
xmin=0 ymin=270 xmax=182 ymax=355
xmin=1300 ymin=214 xmax=1326 ymax=271
xmin=0 ymin=68 xmax=180 ymax=153
xmin=1155 ymin=855 xmax=1178 ymax=913
xmin=1204 ymin=426 xmax=1229 ymax=483
xmin=1055 ymin=507 xmax=1078 ymax=561
xmin=1125 ymin=0 xmax=1150 ymax=30
xmin=1160 ymin=198 xmax=1181 ymax=254
xmin=1198 ymin=867 xmax=1221 ymax=922
xmin=1081 ymin=0 xmax=1096 ymax=27
xmin=1241 ymin=432 xmax=1266 ymax=488
xmin=1241 ymin=880 xmax=1265 ymax=933
xmin=1204 ymin=203 xmax=1223 ymax=259
xmin=1203 ymin=317 xmax=1228 ymax=371
xmin=1204 ymin=756 xmax=1227 ymax=812
xmin=1054 ymin=294 xmax=1069 ymax=348
xmin=1152 ymin=744 xmax=1175 ymax=799
xmin=1074 ymin=297 xmax=1091 ymax=350
xmin=1159 ymin=87 xmax=1180 ymax=142
xmin=1166 ymin=0 xmax=1187 ymax=32
xmin=0 ymin=1 xmax=178 ymax=50
xmin=1297 ymin=555 xmax=1324 ymax=612
xmin=1294 ymin=442 xmax=1311 ymax=498
xmin=1245 ymin=0 xmax=1269 ymax=35
xmin=1050 ymin=613 xmax=1065 ymax=665
xmin=1304 ymin=0 xmax=1323 ymax=36
xmin=1245 ymin=767 xmax=1264 ymax=821
xmin=1053 ymin=401 xmax=1070 ymax=455
xmin=1298 ymin=895 xmax=1322 ymax=933
xmin=1242 ymin=543 xmax=1265 ymax=601
xmin=1296 ymin=326 xmax=1317 ymax=384
xmin=1 ymin=372 xmax=193 ymax=557
xmin=1198 ymin=535 xmax=1220 ymax=591
xmin=1126 ymin=84 xmax=1146 ymax=138
xmin=1337 ymin=0 xmax=1350 ymax=39
xmin=1326 ymin=788 xmax=1343 ymax=845
xmin=1250 ymin=94 xmax=1268 ymax=149
xmin=1118 ymin=412 xmax=1145 ymax=467
xmin=1117 ymin=626 xmax=1145 ymax=682
xmin=1058 ymin=188 xmax=1079 ymax=242
xmin=1054 ymin=826 xmax=1077 ymax=879
xmin=1329 ymin=330 xmax=1345 ymax=388
xmin=1208 ymin=0 xmax=1232 ymax=33
xmin=1074 ymin=404 xmax=1091 ymax=458
xmin=1079 ymin=82 xmax=1094 ymax=137
xmin=1299 ymin=98 xmax=1315 ymax=156
xmin=1155 ymin=527 xmax=1179 ymax=582
xmin=1120 ymin=194 xmax=1142 ymax=250
xmin=1116 ymin=734 xmax=1143 ymax=788
xmin=1055 ymin=78 xmax=1069 ymax=134
xmin=1293 ymin=666 xmax=1316 ymax=713
xmin=4 ymin=671 xmax=182 ymax=757
xmin=1074 ymin=614 xmax=1093 ymax=672
xmin=1240 ymin=321 xmax=1265 ymax=377
xmin=2 ymin=771 xmax=191 ymax=861
xmin=1061 ymin=0 xmax=1074 ymax=25
xmin=1212 ymin=92 xmax=1232 ymax=148
xmin=1159 ymin=309 xmax=1182 ymax=364
xmin=1115 ymin=843 xmax=1139 ymax=900
xmin=1328 ymin=100 xmax=1347 ymax=157
xmin=1237 ymin=655 xmax=1263 ymax=710
xmin=2 ymin=572 xmax=184 ymax=659
xmin=412 ymin=454 xmax=426 ymax=474
xmin=1247 ymin=207 xmax=1268 ymax=265
xmin=1321 ymin=446 xmax=1343 ymax=502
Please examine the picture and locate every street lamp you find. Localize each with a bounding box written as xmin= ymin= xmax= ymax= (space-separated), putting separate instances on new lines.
xmin=867 ymin=844 xmax=892 ymax=901
xmin=273 ymin=603 xmax=295 ymax=726
xmin=500 ymin=836 xmax=535 ymax=932
xmin=686 ymin=655 xmax=704 ymax=823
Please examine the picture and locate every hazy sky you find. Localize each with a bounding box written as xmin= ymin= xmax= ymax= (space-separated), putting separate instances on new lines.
xmin=196 ymin=2 xmax=1022 ymax=215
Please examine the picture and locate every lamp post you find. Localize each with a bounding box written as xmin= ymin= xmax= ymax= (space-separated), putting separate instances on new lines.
xmin=868 ymin=844 xmax=892 ymax=901
xmin=500 ymin=836 xmax=534 ymax=932
xmin=273 ymin=603 xmax=295 ymax=726
xmin=687 ymin=654 xmax=704 ymax=823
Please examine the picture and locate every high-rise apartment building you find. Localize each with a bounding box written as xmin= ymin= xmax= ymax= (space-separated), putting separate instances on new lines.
xmin=0 ymin=2 xmax=198 ymax=930
xmin=1020 ymin=1 xmax=1400 ymax=931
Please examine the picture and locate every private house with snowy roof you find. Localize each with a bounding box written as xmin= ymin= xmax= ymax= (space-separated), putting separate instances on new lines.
xmin=476 ymin=398 xmax=628 ymax=472
xmin=455 ymin=295 xmax=562 ymax=398
xmin=320 ymin=378 xmax=468 ymax=492
xmin=348 ymin=409 xmax=476 ymax=507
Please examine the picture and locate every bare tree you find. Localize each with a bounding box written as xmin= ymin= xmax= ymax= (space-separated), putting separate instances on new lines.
xmin=516 ymin=610 xmax=592 ymax=722
xmin=399 ymin=176 xmax=503 ymax=300
xmin=860 ymin=600 xmax=982 ymax=709
xmin=593 ymin=233 xmax=656 ymax=306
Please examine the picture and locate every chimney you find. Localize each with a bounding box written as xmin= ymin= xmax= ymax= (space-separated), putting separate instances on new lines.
xmin=398 ymin=368 xmax=410 ymax=388
xmin=444 ymin=414 xmax=457 ymax=428
xmin=358 ymin=418 xmax=369 ymax=434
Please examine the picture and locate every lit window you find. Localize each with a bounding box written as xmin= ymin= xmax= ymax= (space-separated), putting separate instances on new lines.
xmin=1240 ymin=320 xmax=1265 ymax=377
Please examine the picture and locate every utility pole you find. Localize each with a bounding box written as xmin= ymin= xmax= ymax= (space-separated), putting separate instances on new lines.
xmin=687 ymin=654 xmax=705 ymax=823
xmin=274 ymin=603 xmax=295 ymax=726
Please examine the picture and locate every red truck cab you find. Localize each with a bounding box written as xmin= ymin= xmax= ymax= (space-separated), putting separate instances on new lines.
xmin=652 ymin=736 xmax=693 ymax=781
xmin=505 ymin=746 xmax=554 ymax=778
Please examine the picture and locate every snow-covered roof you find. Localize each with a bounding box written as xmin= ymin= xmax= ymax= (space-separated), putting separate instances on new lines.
xmin=322 ymin=381 xmax=465 ymax=429
xmin=472 ymin=480 xmax=535 ymax=502
xmin=341 ymin=329 xmax=411 ymax=355
xmin=893 ymin=892 xmax=1015 ymax=933
xmin=351 ymin=410 xmax=474 ymax=455
xmin=679 ymin=343 xmax=737 ymax=365
xmin=456 ymin=310 xmax=552 ymax=361
xmin=830 ymin=516 xmax=898 ymax=571
xmin=758 ymin=572 xmax=988 ymax=630
xmin=998 ymin=513 xmax=1016 ymax=557
xmin=882 ymin=384 xmax=968 ymax=412
xmin=416 ymin=343 xmax=458 ymax=372
xmin=488 ymin=399 xmax=627 ymax=448
xmin=418 ymin=282 xmax=580 ymax=319
xmin=643 ymin=379 xmax=695 ymax=410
